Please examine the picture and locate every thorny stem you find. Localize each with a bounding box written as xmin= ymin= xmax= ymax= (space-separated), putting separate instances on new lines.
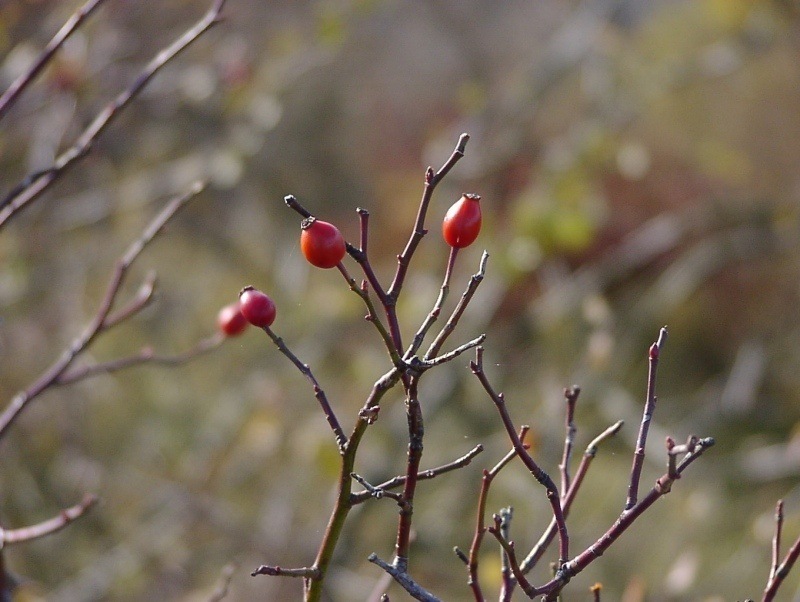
xmin=626 ymin=326 xmax=668 ymax=510
xmin=0 ymin=0 xmax=227 ymax=228
xmin=425 ymin=251 xmax=488 ymax=361
xmin=559 ymin=386 xmax=580 ymax=498
xmin=261 ymin=326 xmax=347 ymax=452
xmin=470 ymin=347 xmax=570 ymax=570
xmin=0 ymin=0 xmax=108 ymax=122
xmin=0 ymin=182 xmax=205 ymax=442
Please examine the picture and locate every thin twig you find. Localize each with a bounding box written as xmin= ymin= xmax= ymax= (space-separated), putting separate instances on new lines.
xmin=393 ymin=377 xmax=424 ymax=572
xmin=0 ymin=0 xmax=108 ymax=122
xmin=425 ymin=251 xmax=488 ymax=361
xmin=387 ymin=133 xmax=470 ymax=301
xmin=559 ymin=386 xmax=580 ymax=498
xmin=56 ymin=333 xmax=225 ymax=385
xmin=0 ymin=0 xmax=227 ymax=228
xmin=251 ymin=565 xmax=320 ymax=579
xmin=461 ymin=427 xmax=528 ymax=602
xmin=261 ymin=325 xmax=347 ymax=452
xmin=2 ymin=494 xmax=98 ymax=544
xmin=405 ymin=246 xmax=459 ymax=359
xmin=417 ymin=334 xmax=486 ymax=369
xmin=763 ymin=501 xmax=800 ymax=602
xmin=771 ymin=500 xmax=784 ymax=582
xmin=625 ymin=326 xmax=668 ymax=510
xmin=351 ymin=444 xmax=483 ymax=505
xmin=487 ymin=513 xmax=537 ymax=598
xmin=470 ymin=347 xmax=570 ymax=570
xmin=368 ymin=553 xmax=442 ymax=602
xmin=518 ymin=420 xmax=624 ymax=576
xmin=0 ymin=182 xmax=205 ymax=441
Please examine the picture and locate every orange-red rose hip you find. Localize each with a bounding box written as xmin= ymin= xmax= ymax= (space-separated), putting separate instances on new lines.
xmin=442 ymin=193 xmax=482 ymax=248
xmin=300 ymin=218 xmax=346 ymax=269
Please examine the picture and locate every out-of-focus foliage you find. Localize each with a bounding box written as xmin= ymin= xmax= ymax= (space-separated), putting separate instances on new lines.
xmin=1 ymin=0 xmax=800 ymax=600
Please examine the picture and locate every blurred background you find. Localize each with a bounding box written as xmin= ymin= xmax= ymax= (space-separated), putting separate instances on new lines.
xmin=1 ymin=0 xmax=800 ymax=600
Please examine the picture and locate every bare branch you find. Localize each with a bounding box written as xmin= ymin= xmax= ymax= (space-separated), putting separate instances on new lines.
xmin=260 ymin=324 xmax=347 ymax=452
xmin=0 ymin=182 xmax=205 ymax=441
xmin=425 ymin=251 xmax=488 ymax=361
xmin=3 ymin=494 xmax=98 ymax=544
xmin=0 ymin=0 xmax=227 ymax=228
xmin=625 ymin=326 xmax=668 ymax=510
xmin=0 ymin=0 xmax=109 ymax=121
xmin=351 ymin=444 xmax=483 ymax=505
xmin=368 ymin=553 xmax=442 ymax=602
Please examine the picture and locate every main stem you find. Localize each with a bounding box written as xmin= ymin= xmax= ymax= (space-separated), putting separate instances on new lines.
xmin=304 ymin=369 xmax=400 ymax=602
xmin=394 ymin=375 xmax=424 ymax=570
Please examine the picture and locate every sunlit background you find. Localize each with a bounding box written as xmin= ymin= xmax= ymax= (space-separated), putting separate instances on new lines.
xmin=1 ymin=1 xmax=800 ymax=600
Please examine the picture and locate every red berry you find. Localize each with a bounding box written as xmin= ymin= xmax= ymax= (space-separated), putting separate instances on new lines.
xmin=300 ymin=217 xmax=346 ymax=269
xmin=239 ymin=286 xmax=277 ymax=328
xmin=442 ymin=193 xmax=482 ymax=248
xmin=217 ymin=301 xmax=249 ymax=336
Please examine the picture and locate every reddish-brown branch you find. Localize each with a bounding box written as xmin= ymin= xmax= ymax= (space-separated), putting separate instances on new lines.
xmin=0 ymin=0 xmax=227 ymax=228
xmin=763 ymin=500 xmax=800 ymax=602
xmin=387 ymin=133 xmax=469 ymax=301
xmin=0 ymin=0 xmax=108 ymax=122
xmin=470 ymin=347 xmax=569 ymax=569
xmin=0 ymin=182 xmax=205 ymax=441
xmin=518 ymin=420 xmax=624 ymax=576
xmin=626 ymin=326 xmax=668 ymax=510
xmin=462 ymin=426 xmax=529 ymax=601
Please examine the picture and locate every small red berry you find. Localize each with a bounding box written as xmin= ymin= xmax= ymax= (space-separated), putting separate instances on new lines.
xmin=442 ymin=193 xmax=482 ymax=248
xmin=217 ymin=301 xmax=249 ymax=336
xmin=300 ymin=217 xmax=346 ymax=269
xmin=239 ymin=286 xmax=277 ymax=328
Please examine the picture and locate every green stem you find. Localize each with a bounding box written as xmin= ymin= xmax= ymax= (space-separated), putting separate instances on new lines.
xmin=304 ymin=368 xmax=400 ymax=601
